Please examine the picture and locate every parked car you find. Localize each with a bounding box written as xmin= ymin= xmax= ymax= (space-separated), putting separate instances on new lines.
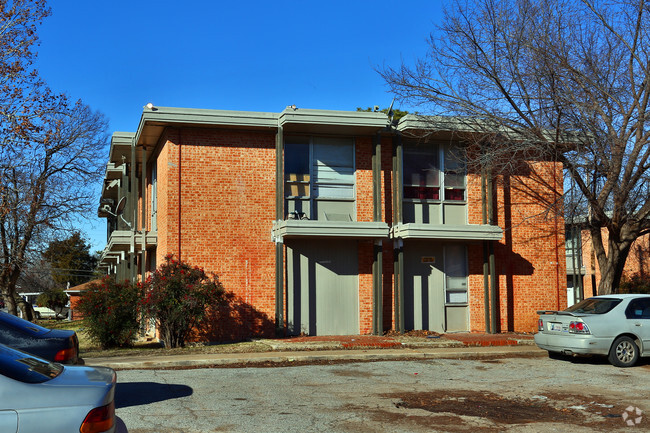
xmin=535 ymin=294 xmax=650 ymax=367
xmin=0 ymin=311 xmax=79 ymax=364
xmin=0 ymin=343 xmax=116 ymax=433
xmin=33 ymin=305 xmax=69 ymax=320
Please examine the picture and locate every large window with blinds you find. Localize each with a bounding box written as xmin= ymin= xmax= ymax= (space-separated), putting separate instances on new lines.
xmin=403 ymin=142 xmax=466 ymax=202
xmin=402 ymin=141 xmax=467 ymax=224
xmin=284 ymin=136 xmax=355 ymax=221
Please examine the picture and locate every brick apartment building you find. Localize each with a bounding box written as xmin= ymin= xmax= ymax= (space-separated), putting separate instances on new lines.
xmin=97 ymin=105 xmax=567 ymax=340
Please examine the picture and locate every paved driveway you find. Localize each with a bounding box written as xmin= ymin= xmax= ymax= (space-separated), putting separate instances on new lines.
xmin=115 ymin=356 xmax=650 ymax=432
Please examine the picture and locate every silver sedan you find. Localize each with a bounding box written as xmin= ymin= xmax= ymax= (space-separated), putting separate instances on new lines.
xmin=535 ymin=294 xmax=650 ymax=367
xmin=0 ymin=343 xmax=116 ymax=433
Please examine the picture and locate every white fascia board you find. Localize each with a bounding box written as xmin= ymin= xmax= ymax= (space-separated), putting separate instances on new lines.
xmin=391 ymin=223 xmax=503 ymax=241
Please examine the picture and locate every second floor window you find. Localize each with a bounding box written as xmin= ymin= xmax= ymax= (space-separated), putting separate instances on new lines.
xmin=404 ymin=145 xmax=440 ymax=200
xmin=285 ymin=136 xmax=355 ymax=221
xmin=151 ymin=162 xmax=157 ymax=231
xmin=403 ymin=142 xmax=466 ymax=202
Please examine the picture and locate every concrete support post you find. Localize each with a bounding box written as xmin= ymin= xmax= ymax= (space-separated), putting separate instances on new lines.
xmin=372 ymin=133 xmax=383 ymax=334
xmin=130 ymin=139 xmax=137 ymax=282
xmin=141 ymin=145 xmax=147 ymax=284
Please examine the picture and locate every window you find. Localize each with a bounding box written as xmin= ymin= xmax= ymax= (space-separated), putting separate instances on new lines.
xmin=403 ymin=145 xmax=440 ymax=199
xmin=151 ymin=163 xmax=157 ymax=231
xmin=445 ymin=244 xmax=468 ymax=304
xmin=566 ymin=298 xmax=622 ymax=314
xmin=284 ymin=137 xmax=355 ymax=220
xmin=443 ymin=146 xmax=466 ymax=201
xmin=0 ymin=345 xmax=63 ymax=384
xmin=285 ymin=140 xmax=310 ymax=197
xmin=565 ymin=226 xmax=582 ymax=258
xmin=313 ymin=137 xmax=355 ymax=200
xmin=403 ymin=142 xmax=466 ymax=202
xmin=625 ymin=298 xmax=650 ymax=319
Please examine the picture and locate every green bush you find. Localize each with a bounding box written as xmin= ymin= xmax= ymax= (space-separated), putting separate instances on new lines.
xmin=142 ymin=255 xmax=226 ymax=348
xmin=76 ymin=276 xmax=142 ymax=349
xmin=619 ymin=273 xmax=650 ymax=294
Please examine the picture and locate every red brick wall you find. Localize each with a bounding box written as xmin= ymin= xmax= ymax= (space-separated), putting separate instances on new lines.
xmin=154 ymin=127 xmax=277 ymax=340
xmin=467 ymin=161 xmax=567 ymax=333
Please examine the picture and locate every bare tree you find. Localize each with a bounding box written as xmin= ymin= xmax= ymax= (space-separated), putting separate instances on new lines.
xmin=380 ymin=0 xmax=650 ymax=294
xmin=0 ymin=0 xmax=108 ymax=318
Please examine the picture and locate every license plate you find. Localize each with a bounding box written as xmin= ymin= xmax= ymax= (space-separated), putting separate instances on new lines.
xmin=548 ymin=322 xmax=563 ymax=332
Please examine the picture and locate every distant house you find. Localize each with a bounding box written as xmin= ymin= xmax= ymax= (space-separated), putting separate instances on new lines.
xmin=565 ymin=220 xmax=649 ymax=305
xmin=96 ymin=105 xmax=567 ymax=340
xmin=65 ymin=279 xmax=102 ymax=320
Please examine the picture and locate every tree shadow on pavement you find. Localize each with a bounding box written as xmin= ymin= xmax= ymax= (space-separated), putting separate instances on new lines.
xmin=116 ymin=382 xmax=193 ymax=408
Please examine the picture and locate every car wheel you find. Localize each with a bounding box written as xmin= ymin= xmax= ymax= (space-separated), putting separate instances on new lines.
xmin=34 ymin=311 xmax=41 ymax=320
xmin=608 ymin=336 xmax=639 ymax=367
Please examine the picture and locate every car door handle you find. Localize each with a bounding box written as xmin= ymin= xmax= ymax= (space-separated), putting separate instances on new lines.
xmin=634 ymin=323 xmax=642 ymax=327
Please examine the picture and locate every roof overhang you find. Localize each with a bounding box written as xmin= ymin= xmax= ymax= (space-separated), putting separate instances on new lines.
xmin=135 ymin=106 xmax=279 ymax=149
xmin=279 ymin=108 xmax=389 ymax=135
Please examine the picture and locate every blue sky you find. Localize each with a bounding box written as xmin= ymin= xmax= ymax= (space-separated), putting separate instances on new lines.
xmin=34 ymin=1 xmax=443 ymax=250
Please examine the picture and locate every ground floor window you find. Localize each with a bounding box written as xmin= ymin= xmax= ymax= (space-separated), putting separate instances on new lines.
xmin=444 ymin=244 xmax=468 ymax=304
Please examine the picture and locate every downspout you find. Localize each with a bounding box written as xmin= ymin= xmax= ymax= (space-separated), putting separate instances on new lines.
xmin=553 ymin=161 xmax=560 ymax=310
xmin=275 ymin=124 xmax=285 ymax=335
xmin=178 ymin=129 xmax=182 ymax=261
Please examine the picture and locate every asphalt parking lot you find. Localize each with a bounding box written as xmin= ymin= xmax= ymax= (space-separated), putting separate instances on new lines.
xmin=114 ymin=355 xmax=650 ymax=432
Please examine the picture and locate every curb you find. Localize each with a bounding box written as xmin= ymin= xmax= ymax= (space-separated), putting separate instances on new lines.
xmin=85 ymin=345 xmax=546 ymax=370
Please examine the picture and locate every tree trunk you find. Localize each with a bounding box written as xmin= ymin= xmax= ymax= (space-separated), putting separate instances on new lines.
xmin=15 ymin=296 xmax=34 ymax=322
xmin=592 ymin=225 xmax=634 ymax=295
xmin=3 ymin=292 xmax=17 ymax=316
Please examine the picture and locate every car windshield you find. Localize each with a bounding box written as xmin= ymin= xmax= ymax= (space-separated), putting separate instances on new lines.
xmin=0 ymin=344 xmax=63 ymax=383
xmin=565 ymin=298 xmax=622 ymax=314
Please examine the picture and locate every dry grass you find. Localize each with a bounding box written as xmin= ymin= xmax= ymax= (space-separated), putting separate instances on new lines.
xmin=38 ymin=319 xmax=272 ymax=359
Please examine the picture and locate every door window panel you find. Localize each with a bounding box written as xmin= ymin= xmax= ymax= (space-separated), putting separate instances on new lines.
xmin=445 ymin=244 xmax=468 ymax=304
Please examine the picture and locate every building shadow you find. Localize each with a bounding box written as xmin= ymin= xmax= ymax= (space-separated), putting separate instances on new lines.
xmin=195 ymin=292 xmax=275 ymax=342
